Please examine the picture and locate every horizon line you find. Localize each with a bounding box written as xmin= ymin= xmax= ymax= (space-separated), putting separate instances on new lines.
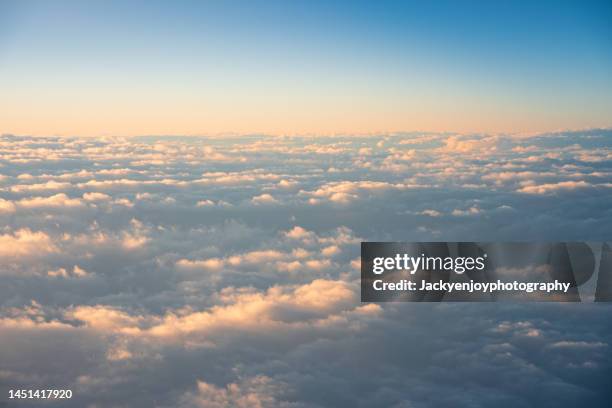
xmin=2 ymin=126 xmax=612 ymax=140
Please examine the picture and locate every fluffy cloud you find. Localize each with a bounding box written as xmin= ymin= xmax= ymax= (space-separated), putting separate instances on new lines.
xmin=82 ymin=192 xmax=112 ymax=202
xmin=0 ymin=229 xmax=57 ymax=257
xmin=179 ymin=375 xmax=295 ymax=408
xmin=251 ymin=193 xmax=279 ymax=205
xmin=17 ymin=193 xmax=84 ymax=208
xmin=0 ymin=131 xmax=610 ymax=407
xmin=0 ymin=198 xmax=16 ymax=213
xmin=517 ymin=180 xmax=601 ymax=194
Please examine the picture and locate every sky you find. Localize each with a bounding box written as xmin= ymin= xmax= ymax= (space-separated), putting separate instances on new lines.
xmin=0 ymin=129 xmax=611 ymax=406
xmin=1 ymin=2 xmax=612 ymax=406
xmin=1 ymin=0 xmax=612 ymax=136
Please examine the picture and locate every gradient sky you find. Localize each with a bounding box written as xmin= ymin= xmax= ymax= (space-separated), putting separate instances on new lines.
xmin=1 ymin=0 xmax=611 ymax=136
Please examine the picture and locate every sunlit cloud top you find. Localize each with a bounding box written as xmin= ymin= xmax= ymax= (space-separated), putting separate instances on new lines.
xmin=1 ymin=0 xmax=611 ymax=136
xmin=0 ymin=129 xmax=611 ymax=405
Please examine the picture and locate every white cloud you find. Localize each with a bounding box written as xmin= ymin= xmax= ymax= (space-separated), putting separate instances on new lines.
xmin=83 ymin=192 xmax=112 ymax=201
xmin=180 ymin=375 xmax=293 ymax=408
xmin=17 ymin=193 xmax=84 ymax=208
xmin=251 ymin=193 xmax=279 ymax=205
xmin=0 ymin=229 xmax=57 ymax=257
xmin=0 ymin=132 xmax=611 ymax=406
xmin=517 ymin=180 xmax=596 ymax=194
xmin=0 ymin=198 xmax=16 ymax=213
xmin=10 ymin=180 xmax=72 ymax=193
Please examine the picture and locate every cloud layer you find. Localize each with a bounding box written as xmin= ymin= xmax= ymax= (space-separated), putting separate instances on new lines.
xmin=0 ymin=130 xmax=611 ymax=407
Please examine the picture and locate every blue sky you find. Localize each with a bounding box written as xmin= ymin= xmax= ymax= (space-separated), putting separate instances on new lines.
xmin=1 ymin=0 xmax=611 ymax=135
xmin=1 ymin=3 xmax=611 ymax=405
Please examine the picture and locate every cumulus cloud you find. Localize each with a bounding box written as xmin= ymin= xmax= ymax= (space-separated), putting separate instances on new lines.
xmin=251 ymin=193 xmax=279 ymax=205
xmin=48 ymin=265 xmax=91 ymax=279
xmin=82 ymin=192 xmax=112 ymax=202
xmin=0 ymin=229 xmax=57 ymax=257
xmin=179 ymin=375 xmax=295 ymax=408
xmin=438 ymin=134 xmax=499 ymax=154
xmin=9 ymin=180 xmax=72 ymax=193
xmin=517 ymin=180 xmax=597 ymax=194
xmin=17 ymin=193 xmax=84 ymax=208
xmin=0 ymin=131 xmax=611 ymax=407
xmin=0 ymin=198 xmax=16 ymax=213
xmin=302 ymin=180 xmax=416 ymax=204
